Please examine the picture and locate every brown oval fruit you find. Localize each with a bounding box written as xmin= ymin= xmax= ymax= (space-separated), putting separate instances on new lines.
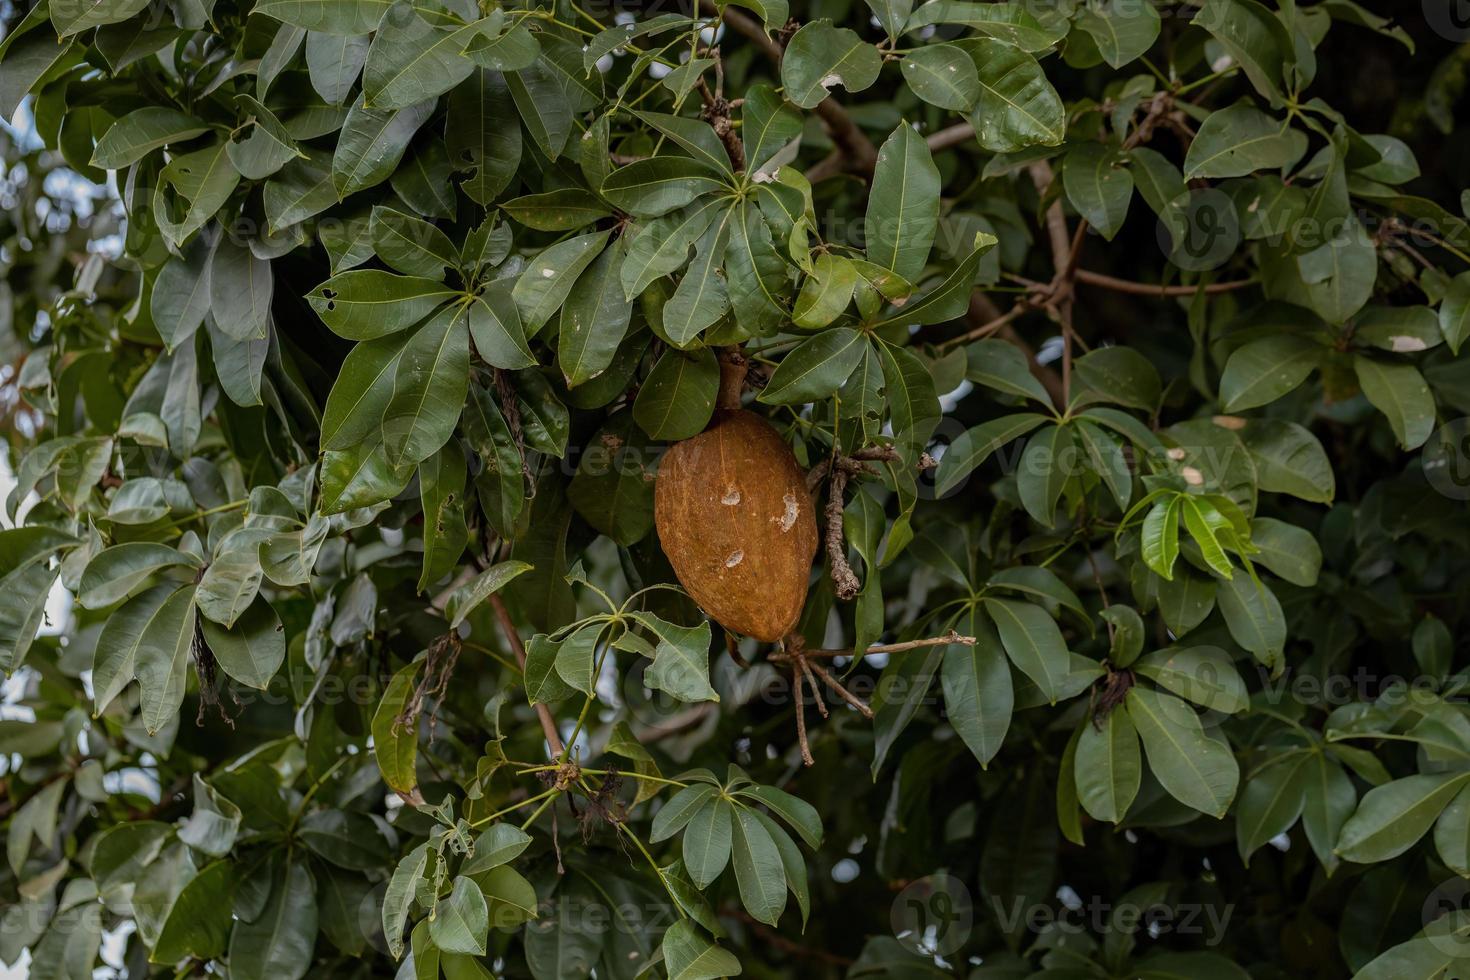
xmin=654 ymin=410 xmax=818 ymax=642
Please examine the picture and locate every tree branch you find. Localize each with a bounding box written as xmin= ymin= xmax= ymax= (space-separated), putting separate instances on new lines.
xmin=926 ymin=121 xmax=975 ymax=152
xmin=489 ymin=593 xmax=566 ymax=757
xmin=709 ymin=3 xmax=878 ymax=178
xmin=1075 ymin=269 xmax=1257 ymax=296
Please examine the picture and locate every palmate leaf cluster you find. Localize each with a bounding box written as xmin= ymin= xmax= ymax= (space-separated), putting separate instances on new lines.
xmin=3 ymin=0 xmax=1470 ymax=978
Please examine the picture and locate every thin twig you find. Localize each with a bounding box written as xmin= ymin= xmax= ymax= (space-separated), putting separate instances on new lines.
xmin=1075 ymin=269 xmax=1257 ymax=296
xmin=797 ymin=631 xmax=977 ymax=659
xmin=806 ymin=659 xmax=874 ymax=719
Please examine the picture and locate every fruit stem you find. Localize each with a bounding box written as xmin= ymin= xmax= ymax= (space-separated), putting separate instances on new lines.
xmin=716 ymin=347 xmax=748 ymax=411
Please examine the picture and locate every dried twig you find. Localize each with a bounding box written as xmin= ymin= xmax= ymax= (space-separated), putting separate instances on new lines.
xmin=707 ymin=2 xmax=878 ymax=178
xmin=824 ymin=461 xmax=860 ymax=600
xmin=770 ymin=632 xmax=972 ymax=765
xmin=396 ymin=632 xmax=464 ymax=740
xmin=797 ymin=631 xmax=976 ymax=659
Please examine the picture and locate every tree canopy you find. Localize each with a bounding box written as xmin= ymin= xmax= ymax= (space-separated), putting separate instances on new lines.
xmin=3 ymin=0 xmax=1470 ymax=978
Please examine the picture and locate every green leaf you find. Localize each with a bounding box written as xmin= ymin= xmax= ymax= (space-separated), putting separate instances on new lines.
xmin=1354 ymin=355 xmax=1435 ymax=450
xmin=513 ymin=232 xmax=610 ymax=334
xmin=1237 ymin=755 xmax=1309 ymax=863
xmin=467 ymin=285 xmax=536 ymax=370
xmin=195 ymin=538 xmax=264 ymax=627
xmin=683 ymin=799 xmax=734 ymax=888
xmin=134 ymin=585 xmax=197 ymax=735
xmin=899 ymin=43 xmax=980 ymax=110
xmin=78 ymin=542 xmax=199 ymax=610
xmin=781 ymin=21 xmax=882 ymax=109
xmin=524 ymin=632 xmax=578 ymax=704
xmin=431 ymin=877 xmax=490 ymax=956
xmin=621 ymin=198 xmax=725 ymax=301
xmin=1075 ymin=706 xmax=1142 ymax=823
xmin=91 ymin=108 xmax=208 ymax=169
xmin=362 ymin=11 xmax=479 ymax=110
xmin=381 ymin=303 xmax=472 ymax=469
xmin=876 ymin=230 xmax=998 ymax=326
xmin=879 ymin=341 xmax=941 ymax=462
xmin=559 ymin=243 xmax=634 ymax=388
xmin=1302 ymin=751 xmax=1355 ymax=874
xmin=228 ymin=859 xmax=318 ymax=980
xmin=733 ymin=785 xmax=823 ymax=850
xmin=966 ymin=337 xmax=1054 ymax=405
xmin=332 ymin=97 xmax=436 ymax=198
xmin=307 ymin=270 xmax=456 ymax=341
xmin=1075 ymin=0 xmax=1161 ymax=67
xmin=1194 ymin=0 xmax=1291 ymax=101
xmin=384 ymin=845 xmax=429 ymax=958
xmin=730 ymin=806 xmax=787 ymax=926
xmin=934 ymin=413 xmax=1048 ymax=497
xmin=601 ymin=157 xmax=727 ymax=218
xmin=1184 ymin=105 xmax=1306 ymax=179
xmin=417 ymin=444 xmax=468 ymax=591
xmin=479 ymin=866 xmax=538 ymax=927
xmin=632 ymin=611 xmax=718 ymax=703
xmin=652 ymin=784 xmax=720 ymax=843
xmin=1127 ymin=686 xmax=1239 ymax=819
xmin=371 ymin=661 xmax=422 ymax=800
xmin=725 ymin=198 xmax=788 ymax=336
xmin=463 ymin=384 xmax=526 ymax=537
xmin=227 ymin=95 xmax=302 ymax=180
xmin=305 ymin=31 xmax=370 ymax=105
xmin=867 ymin=124 xmax=940 ymax=284
xmin=1064 ymin=142 xmax=1133 ymax=240
xmin=501 ymin=188 xmax=612 ymax=231
xmin=1239 ymin=420 xmax=1335 ymax=503
xmin=1219 ymin=334 xmax=1322 ymax=411
xmin=1133 ymin=646 xmax=1247 ymax=714
xmin=321 ymin=332 xmax=411 ymax=449
xmin=252 ymin=0 xmax=393 ymax=34
xmin=445 ymin=561 xmax=533 ymax=629
xmin=369 ymin=206 xmax=459 ymax=279
xmin=199 ymin=597 xmax=286 ymax=691
xmin=742 ymin=84 xmax=802 ymax=174
xmin=963 ymin=38 xmax=1065 ymax=152
xmin=1337 ymin=772 xmax=1470 ymax=864
xmin=209 ymin=238 xmax=273 ymax=342
xmin=982 ymin=597 xmax=1070 ymax=704
xmin=941 ymin=607 xmax=1013 ymax=766
xmin=1435 ymin=782 xmax=1470 ymax=876
xmin=1016 ymin=423 xmax=1074 ymax=527
xmin=661 ymin=920 xmax=741 ymax=980
xmin=1076 ymin=419 xmax=1132 ymax=510
xmin=633 ymin=348 xmax=719 ymax=441
xmin=152 ymin=861 xmax=236 ymax=963
xmin=449 ymin=67 xmax=522 ymax=203
xmin=792 ymin=252 xmax=857 ymax=329
xmin=758 ymin=328 xmax=867 ymax=405
xmin=462 ymin=824 xmax=534 ymax=875
xmin=155 ymin=141 xmax=240 ymax=247
xmin=1439 ymin=271 xmax=1470 ymax=355
xmin=906 ymin=1 xmax=1064 ymax=51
